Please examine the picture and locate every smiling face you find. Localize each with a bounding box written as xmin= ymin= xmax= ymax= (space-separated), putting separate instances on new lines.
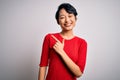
xmin=58 ymin=8 xmax=77 ymax=31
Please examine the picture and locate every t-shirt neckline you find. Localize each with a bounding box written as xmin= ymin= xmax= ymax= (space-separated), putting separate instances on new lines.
xmin=58 ymin=33 xmax=76 ymax=41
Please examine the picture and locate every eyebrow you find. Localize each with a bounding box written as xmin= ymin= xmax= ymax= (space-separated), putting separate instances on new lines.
xmin=59 ymin=14 xmax=65 ymax=17
xmin=59 ymin=15 xmax=65 ymax=16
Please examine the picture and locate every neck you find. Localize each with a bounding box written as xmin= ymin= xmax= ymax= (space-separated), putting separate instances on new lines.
xmin=60 ymin=30 xmax=75 ymax=39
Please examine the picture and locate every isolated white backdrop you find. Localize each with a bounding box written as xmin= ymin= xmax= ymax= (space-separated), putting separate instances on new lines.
xmin=0 ymin=0 xmax=120 ymax=80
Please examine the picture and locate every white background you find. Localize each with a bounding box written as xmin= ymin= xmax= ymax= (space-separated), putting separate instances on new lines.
xmin=0 ymin=0 xmax=120 ymax=80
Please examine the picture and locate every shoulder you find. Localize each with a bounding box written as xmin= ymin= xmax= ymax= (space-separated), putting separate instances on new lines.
xmin=44 ymin=33 xmax=60 ymax=39
xmin=75 ymin=36 xmax=87 ymax=45
xmin=43 ymin=33 xmax=59 ymax=41
xmin=45 ymin=33 xmax=59 ymax=37
xmin=43 ymin=33 xmax=59 ymax=48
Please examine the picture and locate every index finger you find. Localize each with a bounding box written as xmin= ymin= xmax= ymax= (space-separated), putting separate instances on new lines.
xmin=51 ymin=35 xmax=60 ymax=42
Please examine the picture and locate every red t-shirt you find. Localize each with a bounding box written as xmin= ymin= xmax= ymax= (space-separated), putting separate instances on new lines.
xmin=39 ymin=33 xmax=87 ymax=80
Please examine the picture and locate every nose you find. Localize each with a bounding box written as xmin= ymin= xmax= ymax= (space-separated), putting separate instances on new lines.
xmin=65 ymin=17 xmax=70 ymax=23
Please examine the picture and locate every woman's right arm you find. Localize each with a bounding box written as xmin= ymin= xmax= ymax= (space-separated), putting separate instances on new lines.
xmin=38 ymin=66 xmax=47 ymax=80
xmin=38 ymin=34 xmax=50 ymax=80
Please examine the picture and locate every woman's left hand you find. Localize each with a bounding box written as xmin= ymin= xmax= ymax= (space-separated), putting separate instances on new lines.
xmin=51 ymin=35 xmax=65 ymax=55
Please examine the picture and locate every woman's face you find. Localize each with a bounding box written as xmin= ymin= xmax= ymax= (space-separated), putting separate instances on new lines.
xmin=58 ymin=8 xmax=76 ymax=31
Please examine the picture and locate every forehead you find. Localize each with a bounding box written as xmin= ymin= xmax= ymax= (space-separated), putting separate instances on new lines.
xmin=59 ymin=8 xmax=72 ymax=16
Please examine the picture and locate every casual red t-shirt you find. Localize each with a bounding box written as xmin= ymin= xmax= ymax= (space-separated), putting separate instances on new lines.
xmin=39 ymin=33 xmax=87 ymax=80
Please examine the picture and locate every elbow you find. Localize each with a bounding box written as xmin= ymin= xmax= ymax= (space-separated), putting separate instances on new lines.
xmin=75 ymin=69 xmax=83 ymax=77
xmin=76 ymin=72 xmax=82 ymax=78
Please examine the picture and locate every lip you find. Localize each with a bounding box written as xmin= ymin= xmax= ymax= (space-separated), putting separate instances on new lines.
xmin=64 ymin=23 xmax=72 ymax=27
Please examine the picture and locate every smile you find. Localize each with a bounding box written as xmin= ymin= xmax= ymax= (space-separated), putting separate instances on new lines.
xmin=64 ymin=23 xmax=72 ymax=27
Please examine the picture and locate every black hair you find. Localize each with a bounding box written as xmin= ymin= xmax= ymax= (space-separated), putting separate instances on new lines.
xmin=55 ymin=3 xmax=78 ymax=24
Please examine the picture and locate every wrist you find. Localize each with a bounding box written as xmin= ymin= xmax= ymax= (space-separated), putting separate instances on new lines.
xmin=59 ymin=50 xmax=66 ymax=57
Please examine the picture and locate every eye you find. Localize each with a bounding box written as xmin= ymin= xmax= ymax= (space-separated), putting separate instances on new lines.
xmin=59 ymin=16 xmax=65 ymax=19
xmin=68 ymin=14 xmax=74 ymax=18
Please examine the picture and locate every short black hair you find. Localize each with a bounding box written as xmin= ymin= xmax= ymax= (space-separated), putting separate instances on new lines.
xmin=55 ymin=3 xmax=78 ymax=24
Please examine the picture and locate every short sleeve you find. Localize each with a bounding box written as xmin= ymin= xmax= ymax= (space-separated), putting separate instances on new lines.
xmin=77 ymin=40 xmax=87 ymax=73
xmin=39 ymin=34 xmax=50 ymax=67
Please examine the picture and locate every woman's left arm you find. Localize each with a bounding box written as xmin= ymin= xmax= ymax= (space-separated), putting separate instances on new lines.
xmin=51 ymin=35 xmax=82 ymax=77
xmin=60 ymin=50 xmax=82 ymax=77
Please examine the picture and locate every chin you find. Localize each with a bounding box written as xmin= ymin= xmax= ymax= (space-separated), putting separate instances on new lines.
xmin=61 ymin=25 xmax=75 ymax=31
xmin=64 ymin=28 xmax=73 ymax=31
xmin=66 ymin=26 xmax=74 ymax=30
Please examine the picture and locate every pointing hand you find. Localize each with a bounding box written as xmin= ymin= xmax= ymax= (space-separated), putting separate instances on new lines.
xmin=51 ymin=35 xmax=65 ymax=55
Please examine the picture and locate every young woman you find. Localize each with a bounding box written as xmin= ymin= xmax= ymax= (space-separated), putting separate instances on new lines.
xmin=38 ymin=3 xmax=87 ymax=80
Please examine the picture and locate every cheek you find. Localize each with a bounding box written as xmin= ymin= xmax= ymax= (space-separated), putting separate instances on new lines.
xmin=58 ymin=19 xmax=65 ymax=25
xmin=72 ymin=17 xmax=76 ymax=21
xmin=72 ymin=19 xmax=76 ymax=25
